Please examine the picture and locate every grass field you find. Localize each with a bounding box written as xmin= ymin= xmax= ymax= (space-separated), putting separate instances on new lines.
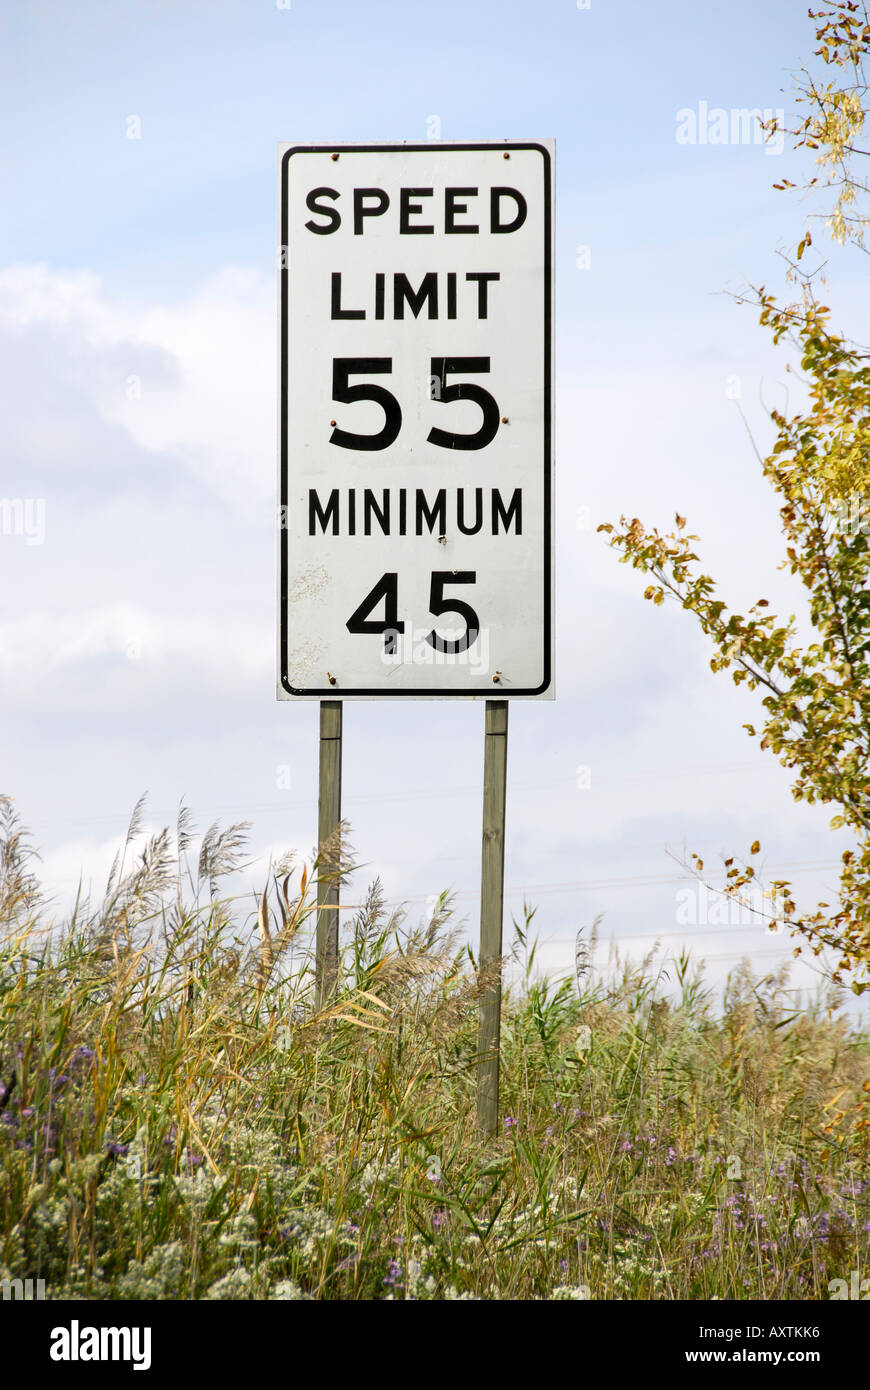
xmin=1 ymin=796 xmax=868 ymax=1301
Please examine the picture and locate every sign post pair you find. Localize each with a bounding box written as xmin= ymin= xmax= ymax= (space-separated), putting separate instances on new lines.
xmin=278 ymin=141 xmax=554 ymax=1135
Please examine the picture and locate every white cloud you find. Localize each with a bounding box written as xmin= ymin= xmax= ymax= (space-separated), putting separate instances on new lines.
xmin=0 ymin=262 xmax=273 ymax=510
xmin=0 ymin=604 xmax=270 ymax=713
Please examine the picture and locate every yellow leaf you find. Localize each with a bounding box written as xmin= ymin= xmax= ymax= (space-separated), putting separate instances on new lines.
xmin=258 ymin=887 xmax=271 ymax=942
xmin=327 ymin=1014 xmax=389 ymax=1032
xmin=354 ymin=989 xmax=392 ymax=1012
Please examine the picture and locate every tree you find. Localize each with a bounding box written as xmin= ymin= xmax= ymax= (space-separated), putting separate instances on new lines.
xmin=601 ymin=2 xmax=870 ymax=992
xmin=770 ymin=0 xmax=870 ymax=259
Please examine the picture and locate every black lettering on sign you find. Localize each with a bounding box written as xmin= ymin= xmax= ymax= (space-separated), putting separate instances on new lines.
xmin=416 ymin=489 xmax=447 ymax=535
xmin=344 ymin=573 xmax=480 ymax=656
xmin=493 ymin=488 xmax=522 ymax=533
xmin=303 ymin=185 xmax=530 ymax=234
xmin=427 ymin=572 xmax=479 ymax=653
xmin=346 ymin=572 xmax=404 ymax=654
xmin=465 ymin=272 xmax=500 ymax=319
xmin=354 ymin=188 xmax=390 ymax=234
xmin=330 ymin=358 xmax=402 ymax=452
xmin=457 ymin=487 xmax=483 ymax=535
xmin=445 ymin=187 xmax=479 ymax=234
xmin=330 ymin=273 xmax=365 ymax=320
xmin=491 ymin=186 xmax=527 ymax=233
xmin=325 ymin=272 xmax=501 ymax=320
xmin=400 ymin=188 xmax=434 ymax=234
xmin=309 ymin=489 xmax=339 ymax=534
xmin=364 ymin=488 xmax=390 ymax=535
xmin=428 ymin=357 xmax=500 ymax=451
xmin=304 ymin=187 xmax=340 ymax=234
xmin=306 ymin=487 xmax=523 ymax=536
xmin=393 ymin=273 xmax=438 ymax=320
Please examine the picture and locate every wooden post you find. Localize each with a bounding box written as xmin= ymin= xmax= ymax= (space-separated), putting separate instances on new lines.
xmin=315 ymin=700 xmax=342 ymax=1009
xmin=476 ymin=699 xmax=508 ymax=1137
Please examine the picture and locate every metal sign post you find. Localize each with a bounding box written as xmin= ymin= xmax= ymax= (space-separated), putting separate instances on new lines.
xmin=315 ymin=700 xmax=342 ymax=1008
xmin=476 ymin=699 xmax=509 ymax=1136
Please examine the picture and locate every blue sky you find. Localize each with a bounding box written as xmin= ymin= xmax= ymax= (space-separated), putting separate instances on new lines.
xmin=2 ymin=0 xmax=804 ymax=283
xmin=2 ymin=0 xmax=866 ymax=1013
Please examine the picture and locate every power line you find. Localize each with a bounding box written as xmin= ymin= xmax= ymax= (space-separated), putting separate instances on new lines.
xmin=40 ymin=852 xmax=844 ymax=897
xmin=380 ymin=858 xmax=842 ymax=907
xmin=22 ymin=758 xmax=784 ymax=831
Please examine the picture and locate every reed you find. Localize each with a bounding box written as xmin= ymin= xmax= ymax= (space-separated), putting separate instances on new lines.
xmin=0 ymin=798 xmax=867 ymax=1300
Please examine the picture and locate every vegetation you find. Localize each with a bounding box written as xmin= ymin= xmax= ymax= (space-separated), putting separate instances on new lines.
xmin=0 ymin=799 xmax=867 ymax=1301
xmin=601 ymin=1 xmax=870 ymax=991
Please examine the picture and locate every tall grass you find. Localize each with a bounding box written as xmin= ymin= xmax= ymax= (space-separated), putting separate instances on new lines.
xmin=0 ymin=796 xmax=868 ymax=1300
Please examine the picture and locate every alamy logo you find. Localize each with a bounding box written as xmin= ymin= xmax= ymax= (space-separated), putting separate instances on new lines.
xmin=675 ymin=882 xmax=787 ymax=928
xmin=0 ymin=497 xmax=45 ymax=545
xmin=828 ymin=1270 xmax=870 ymax=1300
xmin=49 ymin=1320 xmax=152 ymax=1371
xmin=1 ymin=1277 xmax=45 ymax=1300
xmin=675 ymin=102 xmax=784 ymax=155
xmin=381 ymin=624 xmax=490 ymax=674
xmin=832 ymin=494 xmax=870 ymax=536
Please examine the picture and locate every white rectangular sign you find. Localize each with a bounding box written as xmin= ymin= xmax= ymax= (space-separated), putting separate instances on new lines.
xmin=278 ymin=140 xmax=553 ymax=698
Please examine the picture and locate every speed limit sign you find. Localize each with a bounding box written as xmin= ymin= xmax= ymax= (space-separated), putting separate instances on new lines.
xmin=277 ymin=141 xmax=554 ymax=698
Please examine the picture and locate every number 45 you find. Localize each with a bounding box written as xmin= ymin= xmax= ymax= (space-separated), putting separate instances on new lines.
xmin=347 ymin=572 xmax=480 ymax=653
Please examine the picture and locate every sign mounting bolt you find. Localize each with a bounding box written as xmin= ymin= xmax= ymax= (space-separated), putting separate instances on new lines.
xmin=331 ymin=152 xmax=339 ymax=161
xmin=327 ymin=672 xmax=337 ymax=686
xmin=438 ymin=535 xmax=447 ymax=545
xmin=492 ymin=671 xmax=502 ymax=683
xmin=501 ymin=416 xmax=509 ymax=424
xmin=503 ymin=151 xmax=510 ymax=159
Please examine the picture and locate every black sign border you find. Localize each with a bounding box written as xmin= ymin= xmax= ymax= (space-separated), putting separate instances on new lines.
xmin=279 ymin=141 xmax=552 ymax=698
